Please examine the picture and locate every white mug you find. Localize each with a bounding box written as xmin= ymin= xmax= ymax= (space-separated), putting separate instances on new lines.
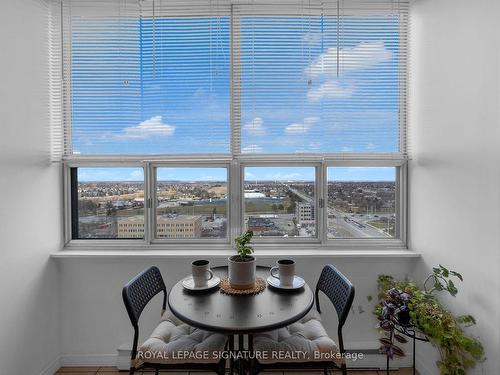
xmin=192 ymin=259 xmax=214 ymax=287
xmin=270 ymin=259 xmax=295 ymax=286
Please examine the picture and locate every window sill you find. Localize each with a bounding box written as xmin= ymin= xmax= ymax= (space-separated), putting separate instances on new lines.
xmin=51 ymin=245 xmax=420 ymax=260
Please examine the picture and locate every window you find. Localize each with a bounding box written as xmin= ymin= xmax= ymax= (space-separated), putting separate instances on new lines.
xmin=244 ymin=167 xmax=316 ymax=238
xmin=238 ymin=7 xmax=404 ymax=154
xmin=55 ymin=0 xmax=409 ymax=248
xmin=67 ymin=0 xmax=230 ymax=155
xmin=71 ymin=167 xmax=145 ymax=239
xmin=327 ymin=167 xmax=397 ymax=239
xmin=156 ymin=167 xmax=228 ymax=239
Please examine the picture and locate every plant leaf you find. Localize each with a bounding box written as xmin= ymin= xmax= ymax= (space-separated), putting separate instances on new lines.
xmin=447 ymin=280 xmax=458 ymax=296
xmin=379 ymin=337 xmax=393 ymax=346
xmin=391 ymin=345 xmax=405 ymax=357
xmin=450 ymin=271 xmax=463 ymax=281
xmin=440 ymin=265 xmax=449 ymax=277
xmin=394 ymin=334 xmax=408 ymax=343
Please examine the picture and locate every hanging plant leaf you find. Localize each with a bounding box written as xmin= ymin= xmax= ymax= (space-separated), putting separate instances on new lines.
xmin=394 ymin=334 xmax=408 ymax=343
xmin=450 ymin=270 xmax=463 ymax=281
xmin=391 ymin=345 xmax=405 ymax=357
xmin=374 ymin=266 xmax=485 ymax=374
xmin=379 ymin=337 xmax=393 ymax=346
xmin=439 ymin=264 xmax=449 ymax=277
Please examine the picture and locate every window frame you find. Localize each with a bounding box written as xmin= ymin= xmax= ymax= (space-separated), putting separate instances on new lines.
xmin=63 ymin=155 xmax=407 ymax=250
xmin=324 ymin=161 xmax=406 ymax=247
xmin=241 ymin=161 xmax=322 ymax=244
xmin=60 ymin=1 xmax=409 ymax=251
xmin=150 ymin=161 xmax=232 ymax=245
xmin=64 ymin=160 xmax=148 ymax=246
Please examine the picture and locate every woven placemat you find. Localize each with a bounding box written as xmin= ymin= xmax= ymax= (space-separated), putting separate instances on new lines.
xmin=220 ymin=277 xmax=266 ymax=295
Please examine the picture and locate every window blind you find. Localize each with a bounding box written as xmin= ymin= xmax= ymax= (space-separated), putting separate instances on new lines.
xmin=53 ymin=0 xmax=230 ymax=159
xmin=234 ymin=0 xmax=409 ymax=155
xmin=50 ymin=0 xmax=408 ymax=160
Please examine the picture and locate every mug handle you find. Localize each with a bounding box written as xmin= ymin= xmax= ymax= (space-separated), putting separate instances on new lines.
xmin=270 ymin=266 xmax=280 ymax=279
xmin=206 ymin=269 xmax=214 ymax=280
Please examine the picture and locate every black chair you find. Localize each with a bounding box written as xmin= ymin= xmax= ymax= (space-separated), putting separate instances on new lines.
xmin=122 ymin=266 xmax=227 ymax=375
xmin=253 ymin=264 xmax=355 ymax=375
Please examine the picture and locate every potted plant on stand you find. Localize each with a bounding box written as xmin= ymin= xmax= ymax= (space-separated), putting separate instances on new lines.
xmin=228 ymin=230 xmax=256 ymax=290
xmin=374 ymin=265 xmax=485 ymax=375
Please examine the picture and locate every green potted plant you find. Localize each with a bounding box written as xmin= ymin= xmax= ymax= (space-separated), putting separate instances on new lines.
xmin=228 ymin=230 xmax=256 ymax=289
xmin=374 ymin=265 xmax=485 ymax=375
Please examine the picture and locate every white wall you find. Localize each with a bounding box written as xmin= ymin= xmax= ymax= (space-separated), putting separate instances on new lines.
xmin=0 ymin=1 xmax=63 ymax=374
xmin=409 ymin=0 xmax=500 ymax=374
xmin=58 ymin=255 xmax=417 ymax=368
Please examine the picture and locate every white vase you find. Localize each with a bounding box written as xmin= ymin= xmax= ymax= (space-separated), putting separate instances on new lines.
xmin=228 ymin=255 xmax=256 ymax=290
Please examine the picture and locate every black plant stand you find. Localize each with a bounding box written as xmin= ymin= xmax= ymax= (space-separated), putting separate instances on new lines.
xmin=385 ymin=323 xmax=429 ymax=375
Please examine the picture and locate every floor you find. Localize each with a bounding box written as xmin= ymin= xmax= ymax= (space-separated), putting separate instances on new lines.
xmin=55 ymin=368 xmax=420 ymax=375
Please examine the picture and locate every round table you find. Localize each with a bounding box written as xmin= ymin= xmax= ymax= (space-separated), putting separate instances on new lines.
xmin=168 ymin=265 xmax=314 ymax=334
xmin=168 ymin=266 xmax=314 ymax=375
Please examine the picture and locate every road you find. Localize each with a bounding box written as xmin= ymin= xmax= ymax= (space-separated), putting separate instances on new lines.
xmin=287 ymin=187 xmax=391 ymax=238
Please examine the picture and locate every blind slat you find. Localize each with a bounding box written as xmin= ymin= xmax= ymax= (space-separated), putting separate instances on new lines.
xmin=234 ymin=1 xmax=408 ymax=155
xmin=50 ymin=0 xmax=408 ymax=159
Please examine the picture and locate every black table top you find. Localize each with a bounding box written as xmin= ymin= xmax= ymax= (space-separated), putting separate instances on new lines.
xmin=168 ymin=266 xmax=314 ymax=334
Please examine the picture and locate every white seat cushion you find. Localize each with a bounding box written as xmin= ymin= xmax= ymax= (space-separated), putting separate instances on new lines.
xmin=136 ymin=309 xmax=227 ymax=364
xmin=253 ymin=310 xmax=341 ymax=365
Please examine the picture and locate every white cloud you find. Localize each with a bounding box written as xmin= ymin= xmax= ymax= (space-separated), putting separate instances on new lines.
xmin=306 ymin=41 xmax=392 ymax=77
xmin=268 ymin=172 xmax=301 ymax=180
xmin=284 ymin=116 xmax=320 ymax=134
xmin=117 ymin=116 xmax=175 ymax=140
xmin=307 ymin=80 xmax=354 ymax=101
xmin=241 ymin=144 xmax=263 ymax=153
xmin=302 ymin=32 xmax=321 ymax=44
xmin=243 ymin=117 xmax=265 ymax=136
xmin=285 ymin=123 xmax=310 ymax=134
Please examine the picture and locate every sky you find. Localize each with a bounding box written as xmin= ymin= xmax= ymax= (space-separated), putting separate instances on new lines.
xmin=72 ymin=13 xmax=401 ymax=181
xmin=78 ymin=166 xmax=394 ymax=182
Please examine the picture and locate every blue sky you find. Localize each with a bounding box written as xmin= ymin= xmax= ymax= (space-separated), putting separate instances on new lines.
xmin=73 ymin=14 xmax=401 ymax=181
xmin=78 ymin=166 xmax=394 ymax=182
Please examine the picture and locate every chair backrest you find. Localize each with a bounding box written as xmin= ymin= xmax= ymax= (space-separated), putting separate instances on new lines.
xmin=315 ymin=264 xmax=355 ymax=330
xmin=122 ymin=266 xmax=167 ymax=327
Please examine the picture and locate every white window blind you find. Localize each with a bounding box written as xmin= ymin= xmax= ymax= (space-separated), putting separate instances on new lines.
xmin=50 ymin=0 xmax=408 ymax=160
xmin=234 ymin=0 xmax=409 ymax=155
xmin=53 ymin=0 xmax=230 ymax=159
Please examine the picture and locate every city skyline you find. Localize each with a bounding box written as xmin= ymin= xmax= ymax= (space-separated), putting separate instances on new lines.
xmin=78 ymin=166 xmax=395 ymax=182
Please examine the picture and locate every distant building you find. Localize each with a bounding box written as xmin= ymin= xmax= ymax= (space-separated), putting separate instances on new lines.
xmin=118 ymin=215 xmax=202 ymax=238
xmin=244 ymin=190 xmax=266 ymax=198
xmin=117 ymin=216 xmax=144 ymax=238
xmin=157 ymin=215 xmax=202 ymax=238
xmin=296 ymin=202 xmax=315 ymax=224
xmin=247 ymin=216 xmax=275 ymax=234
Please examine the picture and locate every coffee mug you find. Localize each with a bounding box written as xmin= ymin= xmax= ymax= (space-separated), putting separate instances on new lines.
xmin=270 ymin=259 xmax=295 ymax=286
xmin=192 ymin=259 xmax=214 ymax=287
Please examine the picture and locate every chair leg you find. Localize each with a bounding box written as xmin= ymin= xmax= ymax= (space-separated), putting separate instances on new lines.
xmin=342 ymin=363 xmax=347 ymax=375
xmin=154 ymin=369 xmax=159 ymax=375
xmin=229 ymin=335 xmax=234 ymax=375
xmin=324 ymin=368 xmax=328 ymax=375
xmin=128 ymin=367 xmax=135 ymax=375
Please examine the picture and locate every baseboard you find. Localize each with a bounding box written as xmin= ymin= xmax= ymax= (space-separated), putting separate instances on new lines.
xmin=39 ymin=356 xmax=61 ymax=375
xmin=60 ymin=354 xmax=117 ymax=367
xmin=345 ymin=341 xmax=413 ymax=369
